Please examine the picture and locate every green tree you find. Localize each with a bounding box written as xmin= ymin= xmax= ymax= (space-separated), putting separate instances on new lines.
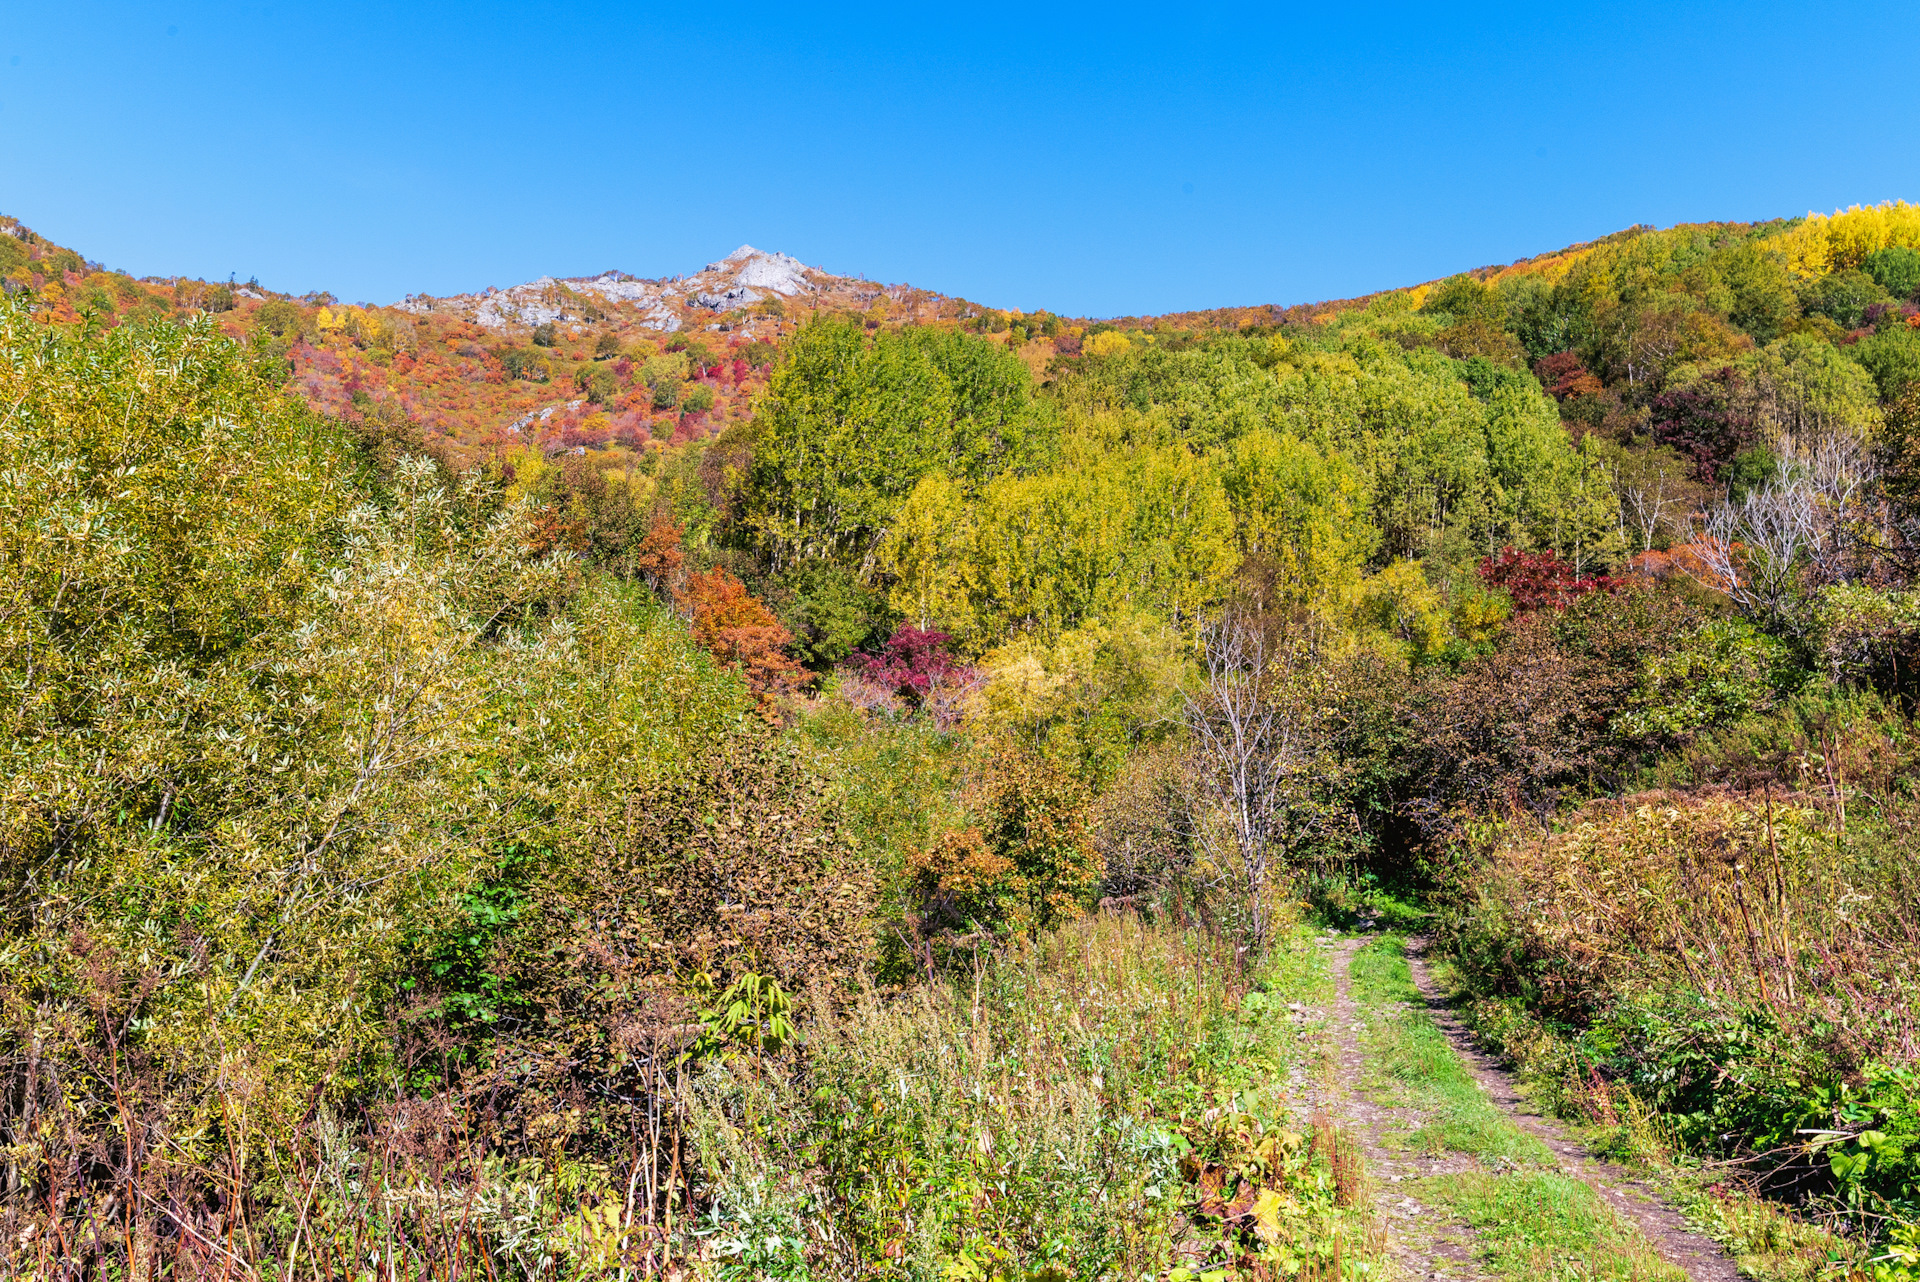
xmin=744 ymin=320 xmax=1050 ymax=574
xmin=1864 ymin=246 xmax=1920 ymax=300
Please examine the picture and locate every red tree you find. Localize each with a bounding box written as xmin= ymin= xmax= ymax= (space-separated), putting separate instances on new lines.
xmin=1478 ymin=547 xmax=1613 ymax=611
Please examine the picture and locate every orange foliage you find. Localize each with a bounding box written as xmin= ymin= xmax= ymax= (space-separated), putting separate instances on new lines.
xmin=676 ymin=567 xmax=804 ymax=715
xmin=1625 ymin=541 xmax=1739 ymax=594
xmin=632 ymin=513 xmax=685 ymax=595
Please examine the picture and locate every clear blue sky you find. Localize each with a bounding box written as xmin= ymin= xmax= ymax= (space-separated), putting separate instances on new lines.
xmin=3 ymin=2 xmax=1916 ymax=317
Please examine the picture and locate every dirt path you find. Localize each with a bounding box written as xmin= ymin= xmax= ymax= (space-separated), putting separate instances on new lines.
xmin=1397 ymin=938 xmax=1744 ymax=1282
xmin=1312 ymin=935 xmax=1486 ymax=1279
xmin=1311 ymin=933 xmax=1746 ymax=1281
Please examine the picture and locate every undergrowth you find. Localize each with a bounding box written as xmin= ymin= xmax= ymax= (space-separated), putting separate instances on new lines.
xmin=687 ymin=912 xmax=1382 ymax=1280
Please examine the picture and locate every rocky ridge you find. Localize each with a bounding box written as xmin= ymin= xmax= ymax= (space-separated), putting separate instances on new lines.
xmin=394 ymin=244 xmax=832 ymax=335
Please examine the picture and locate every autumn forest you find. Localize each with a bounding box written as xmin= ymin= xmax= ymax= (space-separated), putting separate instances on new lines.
xmin=4 ymin=201 xmax=1920 ymax=1280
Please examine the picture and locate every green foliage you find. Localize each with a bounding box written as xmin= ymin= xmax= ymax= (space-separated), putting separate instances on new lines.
xmin=909 ymin=749 xmax=1100 ymax=936
xmin=1716 ymin=241 xmax=1799 ymax=341
xmin=793 ymin=689 xmax=968 ymax=900
xmin=1853 ymin=324 xmax=1920 ymax=403
xmin=744 ymin=320 xmax=1054 ymax=572
xmin=1617 ymin=619 xmax=1798 ymax=739
xmin=689 ymin=969 xmax=798 ymax=1059
xmin=1812 ymin=584 xmax=1920 ymax=690
xmin=1221 ymin=428 xmax=1375 ymax=622
xmin=496 ymin=345 xmax=550 ymax=381
xmin=769 ymin=560 xmax=893 ymax=666
xmin=971 ymin=613 xmax=1189 ymax=786
xmin=1865 ymin=246 xmax=1920 ymax=300
xmin=686 ymin=918 xmax=1366 ymax=1280
xmin=1801 ymin=268 xmax=1894 ymax=330
xmin=1421 ymin=274 xmax=1503 ymax=320
xmin=252 ymin=297 xmax=308 ymax=338
xmin=577 ymin=362 xmax=617 ymax=403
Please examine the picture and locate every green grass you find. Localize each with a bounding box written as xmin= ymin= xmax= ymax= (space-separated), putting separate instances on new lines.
xmin=1418 ymin=1171 xmax=1688 ymax=1282
xmin=1348 ymin=936 xmax=1552 ymax=1164
xmin=1350 ymin=936 xmax=1694 ymax=1280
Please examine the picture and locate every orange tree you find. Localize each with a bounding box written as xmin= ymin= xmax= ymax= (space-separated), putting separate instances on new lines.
xmin=908 ymin=748 xmax=1100 ymax=936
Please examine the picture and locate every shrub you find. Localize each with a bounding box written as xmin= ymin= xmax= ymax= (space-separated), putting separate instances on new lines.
xmin=1437 ymin=788 xmax=1920 ymax=1222
xmin=771 ymin=561 xmax=892 ymax=667
xmin=677 ymin=567 xmax=806 ymax=713
xmin=496 ymin=345 xmax=549 ymax=381
xmin=1403 ymin=588 xmax=1695 ymax=829
xmin=908 ymin=750 xmax=1100 ymax=937
xmin=853 ymin=624 xmax=967 ymax=701
xmin=1477 ymin=546 xmax=1613 ymax=611
xmin=521 ymin=731 xmax=875 ymax=999
xmin=1617 ymin=619 xmax=1797 ymax=739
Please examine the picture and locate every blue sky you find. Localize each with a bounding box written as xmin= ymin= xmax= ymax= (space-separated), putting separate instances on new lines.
xmin=3 ymin=2 xmax=1916 ymax=316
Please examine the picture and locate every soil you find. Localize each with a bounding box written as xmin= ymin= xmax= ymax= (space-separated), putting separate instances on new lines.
xmin=1310 ymin=932 xmax=1745 ymax=1281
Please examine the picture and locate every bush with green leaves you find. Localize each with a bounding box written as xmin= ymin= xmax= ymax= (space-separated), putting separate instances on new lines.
xmin=1617 ymin=619 xmax=1798 ymax=740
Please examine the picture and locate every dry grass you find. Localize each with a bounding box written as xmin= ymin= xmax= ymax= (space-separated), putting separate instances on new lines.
xmin=1451 ymin=788 xmax=1920 ymax=1071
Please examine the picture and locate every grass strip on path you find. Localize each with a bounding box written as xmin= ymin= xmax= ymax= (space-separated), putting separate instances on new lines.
xmin=1424 ymin=1171 xmax=1687 ymax=1282
xmin=1348 ymin=936 xmax=1551 ymax=1164
xmin=1347 ymin=936 xmax=1686 ymax=1282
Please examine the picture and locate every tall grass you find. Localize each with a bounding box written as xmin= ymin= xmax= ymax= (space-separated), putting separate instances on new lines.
xmin=1 ymin=913 xmax=1372 ymax=1280
xmin=1445 ymin=790 xmax=1920 ymax=1074
xmin=686 ymin=911 xmax=1369 ymax=1279
xmin=1437 ymin=783 xmax=1920 ymax=1260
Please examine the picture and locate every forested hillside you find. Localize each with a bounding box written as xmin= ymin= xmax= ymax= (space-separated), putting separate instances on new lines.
xmin=3 ymin=201 xmax=1920 ymax=1280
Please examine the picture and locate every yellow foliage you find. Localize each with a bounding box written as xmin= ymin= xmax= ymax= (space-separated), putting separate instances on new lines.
xmin=1084 ymin=330 xmax=1131 ymax=357
xmin=1405 ymin=284 xmax=1432 ymax=310
xmin=967 ymin=613 xmax=1188 ymax=779
xmin=878 ymin=472 xmax=975 ymax=632
xmin=1221 ymin=430 xmax=1374 ymax=625
xmin=1765 ymin=200 xmax=1920 ymax=277
xmin=972 ymin=640 xmax=1077 ymax=729
xmin=313 ymin=305 xmax=345 ymax=332
xmin=1451 ymin=586 xmax=1512 ymax=645
xmin=1358 ymin=560 xmax=1450 ymax=660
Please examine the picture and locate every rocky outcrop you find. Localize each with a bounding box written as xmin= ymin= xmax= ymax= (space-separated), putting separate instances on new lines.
xmin=393 ymin=245 xmax=823 ymax=335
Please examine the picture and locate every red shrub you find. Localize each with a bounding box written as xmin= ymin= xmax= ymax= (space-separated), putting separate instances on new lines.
xmin=1478 ymin=546 xmax=1614 ymax=612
